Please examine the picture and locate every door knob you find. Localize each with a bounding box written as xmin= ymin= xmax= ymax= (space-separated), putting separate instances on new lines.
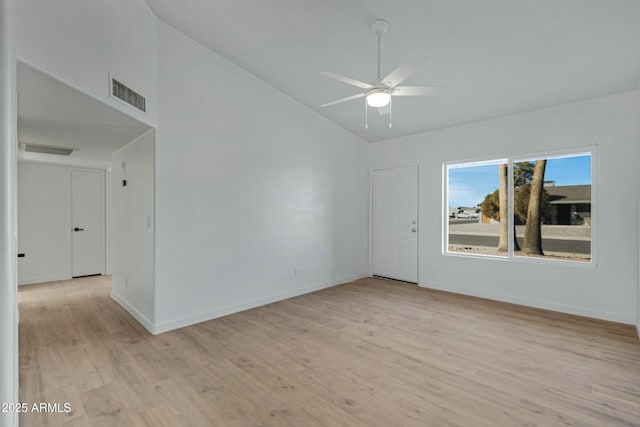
xmin=411 ymin=228 xmax=417 ymax=232
xmin=73 ymin=227 xmax=84 ymax=232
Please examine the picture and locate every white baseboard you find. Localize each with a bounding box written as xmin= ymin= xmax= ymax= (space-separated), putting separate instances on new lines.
xmin=420 ymin=280 xmax=636 ymax=325
xmin=19 ymin=273 xmax=70 ymax=286
xmin=153 ymin=273 xmax=368 ymax=335
xmin=111 ymin=290 xmax=155 ymax=334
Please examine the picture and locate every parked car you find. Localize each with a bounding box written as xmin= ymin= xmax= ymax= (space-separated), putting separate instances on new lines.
xmin=455 ymin=211 xmax=479 ymax=219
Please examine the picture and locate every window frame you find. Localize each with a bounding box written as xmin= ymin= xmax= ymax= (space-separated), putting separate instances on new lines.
xmin=443 ymin=146 xmax=596 ymax=267
xmin=443 ymin=158 xmax=509 ymax=261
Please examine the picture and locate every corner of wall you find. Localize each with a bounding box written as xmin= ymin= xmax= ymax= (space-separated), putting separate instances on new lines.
xmin=110 ymin=289 xmax=155 ymax=334
xmin=110 ymin=130 xmax=155 ymax=334
xmin=0 ymin=0 xmax=19 ymax=424
xmin=153 ymin=273 xmax=368 ymax=334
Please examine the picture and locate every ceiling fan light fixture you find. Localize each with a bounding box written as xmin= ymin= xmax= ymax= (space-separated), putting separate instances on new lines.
xmin=366 ymin=89 xmax=391 ymax=107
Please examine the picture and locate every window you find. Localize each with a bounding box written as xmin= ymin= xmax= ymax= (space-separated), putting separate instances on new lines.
xmin=446 ymin=160 xmax=508 ymax=257
xmin=445 ymin=151 xmax=593 ymax=264
xmin=513 ymin=153 xmax=591 ymax=262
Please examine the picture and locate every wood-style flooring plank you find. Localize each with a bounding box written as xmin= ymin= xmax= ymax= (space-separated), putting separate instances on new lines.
xmin=18 ymin=276 xmax=640 ymax=426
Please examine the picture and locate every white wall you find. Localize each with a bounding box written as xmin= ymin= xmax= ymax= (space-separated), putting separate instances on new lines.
xmin=15 ymin=0 xmax=158 ymax=127
xmin=111 ymin=131 xmax=155 ymax=330
xmin=17 ymin=162 xmax=106 ymax=285
xmin=0 ymin=0 xmax=18 ymax=425
xmin=369 ymin=90 xmax=640 ymax=324
xmin=154 ymin=23 xmax=369 ymax=333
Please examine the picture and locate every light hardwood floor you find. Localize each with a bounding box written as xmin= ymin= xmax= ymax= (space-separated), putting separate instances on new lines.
xmin=19 ymin=276 xmax=640 ymax=426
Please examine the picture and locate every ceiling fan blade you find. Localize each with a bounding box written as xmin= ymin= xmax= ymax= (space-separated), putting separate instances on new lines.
xmin=320 ymin=92 xmax=365 ymax=107
xmin=376 ymin=104 xmax=390 ymax=116
xmin=381 ymin=55 xmax=428 ymax=88
xmin=321 ymin=72 xmax=373 ymax=89
xmin=392 ymin=86 xmax=446 ymax=96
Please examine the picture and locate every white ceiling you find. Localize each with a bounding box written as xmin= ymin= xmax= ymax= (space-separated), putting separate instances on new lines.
xmin=145 ymin=0 xmax=640 ymax=142
xmin=17 ymin=62 xmax=152 ymax=163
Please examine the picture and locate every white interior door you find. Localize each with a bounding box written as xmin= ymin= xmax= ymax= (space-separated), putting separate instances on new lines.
xmin=372 ymin=166 xmax=418 ymax=283
xmin=72 ymin=170 xmax=104 ymax=277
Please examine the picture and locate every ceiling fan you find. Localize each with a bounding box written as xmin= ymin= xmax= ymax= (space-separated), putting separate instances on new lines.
xmin=320 ymin=19 xmax=445 ymax=128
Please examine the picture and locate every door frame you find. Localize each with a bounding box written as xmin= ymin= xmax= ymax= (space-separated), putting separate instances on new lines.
xmin=70 ymin=168 xmax=106 ymax=277
xmin=369 ymin=162 xmax=420 ymax=283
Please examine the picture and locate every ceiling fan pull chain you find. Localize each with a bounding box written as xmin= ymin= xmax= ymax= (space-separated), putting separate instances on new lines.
xmin=365 ymin=98 xmax=368 ymax=129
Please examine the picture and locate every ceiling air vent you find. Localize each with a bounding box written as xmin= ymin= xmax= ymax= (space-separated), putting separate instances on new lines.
xmin=24 ymin=144 xmax=75 ymax=156
xmin=111 ymin=78 xmax=146 ymax=112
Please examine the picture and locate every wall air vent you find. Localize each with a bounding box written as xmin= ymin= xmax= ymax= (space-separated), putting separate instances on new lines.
xmin=24 ymin=144 xmax=75 ymax=156
xmin=111 ymin=77 xmax=146 ymax=112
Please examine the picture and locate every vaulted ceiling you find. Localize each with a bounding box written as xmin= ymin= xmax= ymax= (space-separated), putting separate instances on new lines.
xmin=144 ymin=0 xmax=640 ymax=142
